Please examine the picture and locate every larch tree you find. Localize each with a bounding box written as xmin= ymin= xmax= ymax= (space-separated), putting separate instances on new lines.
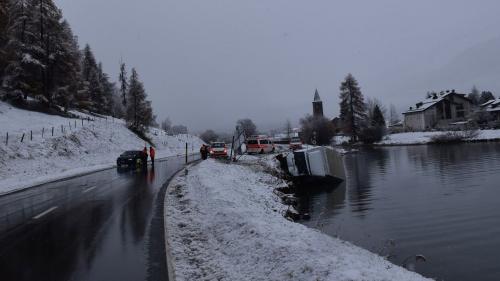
xmin=339 ymin=73 xmax=367 ymax=142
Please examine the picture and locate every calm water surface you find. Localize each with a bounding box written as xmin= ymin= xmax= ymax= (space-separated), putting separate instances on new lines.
xmin=297 ymin=143 xmax=500 ymax=281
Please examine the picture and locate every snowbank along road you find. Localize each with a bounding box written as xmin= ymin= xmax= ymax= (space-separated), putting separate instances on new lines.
xmin=165 ymin=157 xmax=432 ymax=281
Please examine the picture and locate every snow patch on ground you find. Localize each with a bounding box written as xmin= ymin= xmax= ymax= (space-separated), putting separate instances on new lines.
xmin=165 ymin=159 xmax=432 ymax=281
xmin=334 ymin=129 xmax=500 ymax=145
xmin=0 ymin=101 xmax=204 ymax=194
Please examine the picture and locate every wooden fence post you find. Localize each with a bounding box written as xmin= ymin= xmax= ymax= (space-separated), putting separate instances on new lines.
xmin=52 ymin=127 xmax=54 ymax=136
xmin=5 ymin=132 xmax=8 ymax=145
xmin=81 ymin=119 xmax=84 ymax=126
xmin=20 ymin=133 xmax=25 ymax=142
xmin=61 ymin=125 xmax=63 ymax=133
xmin=42 ymin=128 xmax=44 ymax=138
xmin=74 ymin=120 xmax=76 ymax=128
xmin=30 ymin=130 xmax=32 ymax=141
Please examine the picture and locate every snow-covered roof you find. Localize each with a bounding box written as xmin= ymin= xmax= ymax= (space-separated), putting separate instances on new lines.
xmin=485 ymin=98 xmax=500 ymax=112
xmin=403 ymin=91 xmax=469 ymax=114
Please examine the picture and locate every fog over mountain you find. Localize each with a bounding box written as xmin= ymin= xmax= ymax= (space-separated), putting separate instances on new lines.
xmin=55 ymin=0 xmax=500 ymax=133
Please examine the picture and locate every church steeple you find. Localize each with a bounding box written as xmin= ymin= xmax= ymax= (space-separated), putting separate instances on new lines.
xmin=313 ymin=89 xmax=321 ymax=102
xmin=312 ymin=89 xmax=324 ymax=117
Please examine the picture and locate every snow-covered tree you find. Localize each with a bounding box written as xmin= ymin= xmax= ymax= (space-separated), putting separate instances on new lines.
xmin=126 ymin=68 xmax=153 ymax=131
xmin=339 ymin=73 xmax=367 ymax=142
xmin=0 ymin=0 xmax=9 ymax=79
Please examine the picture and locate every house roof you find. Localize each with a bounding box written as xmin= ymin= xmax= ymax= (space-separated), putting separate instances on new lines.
xmin=485 ymin=98 xmax=500 ymax=112
xmin=403 ymin=91 xmax=469 ymax=114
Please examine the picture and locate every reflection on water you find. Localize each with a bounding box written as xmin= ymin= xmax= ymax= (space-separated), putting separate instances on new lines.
xmin=298 ymin=143 xmax=500 ymax=281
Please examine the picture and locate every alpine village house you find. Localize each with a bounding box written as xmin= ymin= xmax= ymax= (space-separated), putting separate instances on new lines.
xmin=403 ymin=90 xmax=474 ymax=131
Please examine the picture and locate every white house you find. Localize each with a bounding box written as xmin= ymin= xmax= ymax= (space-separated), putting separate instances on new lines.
xmin=403 ymin=90 xmax=474 ymax=131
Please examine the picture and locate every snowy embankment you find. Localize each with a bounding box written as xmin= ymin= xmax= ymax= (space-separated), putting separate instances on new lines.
xmin=0 ymin=101 xmax=204 ymax=195
xmin=335 ymin=129 xmax=500 ymax=145
xmin=165 ymin=158 xmax=432 ymax=281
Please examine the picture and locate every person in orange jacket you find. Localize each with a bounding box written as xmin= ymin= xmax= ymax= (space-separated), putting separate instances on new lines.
xmin=149 ymin=146 xmax=156 ymax=166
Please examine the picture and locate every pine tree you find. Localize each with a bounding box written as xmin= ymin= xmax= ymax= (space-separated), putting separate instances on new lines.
xmin=2 ymin=0 xmax=41 ymax=100
xmin=339 ymin=73 xmax=367 ymax=142
xmin=0 ymin=0 xmax=9 ymax=79
xmin=371 ymin=104 xmax=386 ymax=127
xmin=119 ymin=61 xmax=128 ymax=107
xmin=126 ymin=68 xmax=153 ymax=131
xmin=52 ymin=20 xmax=81 ymax=110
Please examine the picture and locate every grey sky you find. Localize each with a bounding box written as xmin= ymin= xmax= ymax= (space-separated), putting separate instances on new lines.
xmin=55 ymin=0 xmax=500 ymax=133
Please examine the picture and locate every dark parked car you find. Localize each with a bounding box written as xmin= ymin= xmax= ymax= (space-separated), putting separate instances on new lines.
xmin=116 ymin=151 xmax=145 ymax=168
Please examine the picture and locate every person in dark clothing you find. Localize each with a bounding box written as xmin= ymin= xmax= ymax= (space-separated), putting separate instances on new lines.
xmin=200 ymin=145 xmax=208 ymax=160
xmin=142 ymin=146 xmax=148 ymax=169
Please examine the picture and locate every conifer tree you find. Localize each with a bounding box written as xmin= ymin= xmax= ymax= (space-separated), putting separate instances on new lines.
xmin=371 ymin=104 xmax=386 ymax=128
xmin=119 ymin=62 xmax=128 ymax=107
xmin=126 ymin=68 xmax=153 ymax=131
xmin=339 ymin=73 xmax=367 ymax=142
xmin=0 ymin=0 xmax=9 ymax=79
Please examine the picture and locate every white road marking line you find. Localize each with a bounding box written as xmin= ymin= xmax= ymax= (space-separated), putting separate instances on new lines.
xmin=33 ymin=206 xmax=58 ymax=220
xmin=83 ymin=186 xmax=97 ymax=193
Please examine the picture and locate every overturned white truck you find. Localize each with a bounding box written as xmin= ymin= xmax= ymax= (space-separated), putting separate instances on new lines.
xmin=279 ymin=146 xmax=345 ymax=183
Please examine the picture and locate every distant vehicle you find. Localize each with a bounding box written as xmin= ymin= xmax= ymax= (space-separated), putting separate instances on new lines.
xmin=246 ymin=135 xmax=275 ymax=154
xmin=209 ymin=142 xmax=228 ymax=158
xmin=289 ymin=137 xmax=303 ymax=150
xmin=116 ymin=151 xmax=145 ymax=168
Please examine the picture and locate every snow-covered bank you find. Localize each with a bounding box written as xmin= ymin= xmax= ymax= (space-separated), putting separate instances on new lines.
xmin=334 ymin=129 xmax=500 ymax=146
xmin=0 ymin=102 xmax=204 ymax=194
xmin=165 ymin=159 xmax=432 ymax=281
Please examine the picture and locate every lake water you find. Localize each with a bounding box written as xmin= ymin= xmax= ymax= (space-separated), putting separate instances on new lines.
xmin=296 ymin=143 xmax=500 ymax=281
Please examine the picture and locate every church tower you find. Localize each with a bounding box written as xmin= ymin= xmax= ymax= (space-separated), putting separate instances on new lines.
xmin=312 ymin=89 xmax=324 ymax=117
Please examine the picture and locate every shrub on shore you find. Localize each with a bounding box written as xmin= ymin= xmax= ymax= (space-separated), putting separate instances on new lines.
xmin=429 ymin=130 xmax=479 ymax=143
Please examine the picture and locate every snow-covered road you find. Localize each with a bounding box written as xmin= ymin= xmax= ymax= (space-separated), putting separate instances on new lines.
xmin=165 ymin=158 xmax=432 ymax=281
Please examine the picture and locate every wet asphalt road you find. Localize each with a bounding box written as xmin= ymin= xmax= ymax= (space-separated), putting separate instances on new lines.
xmin=0 ymin=155 xmax=197 ymax=281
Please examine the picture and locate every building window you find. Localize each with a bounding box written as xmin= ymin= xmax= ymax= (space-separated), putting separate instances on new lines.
xmin=456 ymin=104 xmax=465 ymax=118
xmin=444 ymin=100 xmax=452 ymax=119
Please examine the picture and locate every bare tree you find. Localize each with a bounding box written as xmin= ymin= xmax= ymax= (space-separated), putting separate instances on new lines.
xmin=389 ymin=104 xmax=400 ymax=125
xmin=237 ymin=118 xmax=257 ymax=136
xmin=161 ymin=117 xmax=172 ymax=133
xmin=200 ymin=129 xmax=219 ymax=143
xmin=300 ymin=115 xmax=335 ymax=145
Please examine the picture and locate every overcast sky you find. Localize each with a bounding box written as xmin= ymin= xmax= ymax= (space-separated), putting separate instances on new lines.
xmin=55 ymin=0 xmax=500 ymax=133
